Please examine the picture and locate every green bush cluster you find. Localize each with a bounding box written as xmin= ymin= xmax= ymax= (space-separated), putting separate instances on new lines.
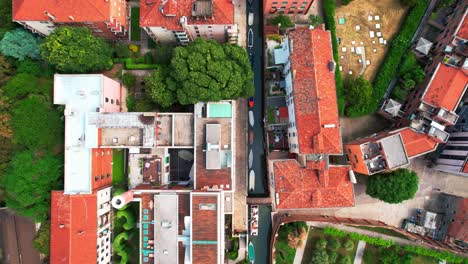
xmin=323 ymin=227 xmax=394 ymax=247
xmin=370 ymin=0 xmax=429 ymax=112
xmin=130 ymin=7 xmax=141 ymax=41
xmin=124 ymin=58 xmax=158 ymax=70
xmin=323 ymin=0 xmax=344 ymax=115
xmin=404 ymin=245 xmax=465 ymax=263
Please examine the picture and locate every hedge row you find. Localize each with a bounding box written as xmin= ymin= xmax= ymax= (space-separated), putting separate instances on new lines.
xmin=404 ymin=245 xmax=465 ymax=263
xmin=370 ymin=0 xmax=429 ymax=112
xmin=323 ymin=227 xmax=394 ymax=247
xmin=113 ymin=57 xmax=158 ymax=70
xmin=323 ymin=0 xmax=344 ymax=116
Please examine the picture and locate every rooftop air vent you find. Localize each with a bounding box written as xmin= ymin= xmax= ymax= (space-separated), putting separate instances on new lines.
xmin=328 ymin=61 xmax=335 ymax=72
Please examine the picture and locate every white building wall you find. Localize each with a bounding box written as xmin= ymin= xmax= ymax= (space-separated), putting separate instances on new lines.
xmin=145 ymin=26 xmax=177 ymax=43
xmin=186 ymin=24 xmax=228 ymax=43
xmin=18 ymin=20 xmax=56 ymax=35
xmin=96 ymin=186 xmax=112 ymax=264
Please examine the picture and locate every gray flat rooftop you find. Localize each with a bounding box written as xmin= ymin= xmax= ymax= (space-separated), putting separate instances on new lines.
xmin=154 ymin=194 xmax=178 ymax=264
xmin=380 ymin=133 xmax=409 ymax=169
xmin=87 ymin=112 xmax=155 ymax=148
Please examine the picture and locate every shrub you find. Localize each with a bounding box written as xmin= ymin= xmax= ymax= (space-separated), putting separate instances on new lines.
xmin=329 ymin=251 xmax=339 ymax=264
xmin=310 ymin=248 xmax=329 ymax=264
xmin=124 ymin=58 xmax=158 ymax=70
xmin=129 ymin=44 xmax=139 ymax=53
xmin=323 ymin=227 xmax=394 ymax=248
xmin=338 ymin=255 xmax=352 ymax=264
xmin=112 ymin=232 xmax=129 ymax=253
xmin=269 ymin=14 xmax=294 ymax=29
xmin=370 ymin=0 xmax=429 ymax=113
xmin=144 ymin=52 xmax=153 ymax=64
xmin=126 ymin=96 xmax=135 ymax=112
xmin=122 ymin=72 xmax=136 ymax=88
xmin=403 ymin=245 xmax=465 ymax=263
xmin=267 ymin=35 xmax=282 ymax=43
xmin=116 ymin=210 xmax=136 ymax=230
xmin=341 ymin=0 xmax=354 ymax=5
xmin=345 ymin=76 xmax=373 ymax=117
xmin=114 ymin=44 xmax=131 ymax=58
xmin=328 ymin=238 xmax=341 ymax=251
xmin=316 ymin=238 xmax=328 ymax=249
xmin=33 ymin=221 xmax=50 ymax=256
xmin=309 ymin=14 xmax=323 ymax=27
xmin=343 ymin=239 xmax=354 ymax=251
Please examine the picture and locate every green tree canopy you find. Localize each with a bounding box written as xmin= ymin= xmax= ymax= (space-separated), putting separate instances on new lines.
xmin=269 ymin=14 xmax=295 ymax=29
xmin=316 ymin=238 xmax=328 ymax=249
xmin=40 ymin=27 xmax=113 ymax=73
xmin=0 ymin=29 xmax=40 ymax=61
xmin=345 ymin=76 xmax=373 ymax=117
xmin=0 ymin=0 xmax=16 ymax=39
xmin=146 ymin=39 xmax=254 ymax=107
xmin=4 ymin=150 xmax=62 ymax=220
xmin=341 ymin=0 xmax=354 ymax=5
xmin=366 ymin=169 xmax=419 ymax=204
xmin=0 ymin=55 xmax=13 ymax=85
xmin=310 ymin=248 xmax=329 ymax=264
xmin=328 ymin=238 xmax=341 ymax=251
xmin=116 ymin=210 xmax=136 ymax=230
xmin=309 ymin=15 xmax=323 ymax=27
xmin=337 ymin=255 xmax=352 ymax=264
xmin=400 ymin=0 xmax=418 ymax=6
xmin=344 ymin=239 xmax=354 ymax=251
xmin=3 ymin=73 xmax=50 ymax=100
xmin=11 ymin=95 xmax=63 ymax=149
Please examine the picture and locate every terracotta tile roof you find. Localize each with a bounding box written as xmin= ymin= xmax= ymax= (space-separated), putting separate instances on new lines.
xmin=289 ymin=27 xmax=342 ymax=155
xmin=12 ymin=0 xmax=127 ymax=27
xmin=463 ymin=162 xmax=468 ymax=174
xmin=456 ymin=14 xmax=468 ymax=40
xmin=398 ymin=128 xmax=437 ymax=158
xmin=140 ymin=0 xmax=234 ymax=29
xmin=91 ymin=148 xmax=113 ymax=191
xmin=50 ymin=191 xmax=97 ymax=264
xmin=273 ymin=159 xmax=354 ymax=209
xmin=448 ymin=198 xmax=468 ymax=242
xmin=191 ymin=194 xmax=219 ymax=264
xmin=422 ymin=63 xmax=468 ymax=111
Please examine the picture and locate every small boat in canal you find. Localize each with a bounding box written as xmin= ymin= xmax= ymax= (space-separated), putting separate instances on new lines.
xmin=249 ymin=149 xmax=253 ymax=169
xmin=249 ymin=96 xmax=254 ymax=108
xmin=249 ymin=170 xmax=255 ymax=192
xmin=249 ymin=130 xmax=254 ymax=144
xmin=248 ymin=241 xmax=255 ymax=263
xmin=248 ymin=28 xmax=254 ymax=48
xmin=250 ymin=205 xmax=259 ymax=236
xmin=249 ymin=110 xmax=254 ymax=127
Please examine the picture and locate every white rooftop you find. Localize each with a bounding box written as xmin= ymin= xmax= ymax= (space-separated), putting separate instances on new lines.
xmin=154 ymin=194 xmax=179 ymax=264
xmin=54 ymin=74 xmax=106 ymax=194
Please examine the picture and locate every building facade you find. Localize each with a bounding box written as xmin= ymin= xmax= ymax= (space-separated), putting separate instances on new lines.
xmin=140 ymin=0 xmax=238 ymax=45
xmin=12 ymin=0 xmax=128 ymax=39
xmin=263 ymin=0 xmax=314 ymax=15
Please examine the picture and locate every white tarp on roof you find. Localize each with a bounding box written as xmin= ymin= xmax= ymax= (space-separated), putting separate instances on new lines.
xmin=416 ymin=37 xmax=433 ymax=55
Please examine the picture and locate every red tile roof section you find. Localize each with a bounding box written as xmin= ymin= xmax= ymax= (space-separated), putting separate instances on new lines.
xmin=398 ymin=128 xmax=437 ymax=158
xmin=289 ymin=27 xmax=342 ymax=155
xmin=448 ymin=198 xmax=468 ymax=242
xmin=195 ymin=149 xmax=231 ymax=190
xmin=463 ymin=161 xmax=468 ymax=174
xmin=91 ymin=148 xmax=113 ymax=191
xmin=191 ymin=194 xmax=219 ymax=264
xmin=456 ymin=14 xmax=468 ymax=39
xmin=279 ymin=106 xmax=288 ymax=118
xmin=422 ymin=63 xmax=468 ymax=111
xmin=13 ymin=0 xmax=127 ymax=27
xmin=50 ymin=191 xmax=97 ymax=264
xmin=140 ymin=0 xmax=234 ymax=29
xmin=273 ymin=159 xmax=354 ymax=209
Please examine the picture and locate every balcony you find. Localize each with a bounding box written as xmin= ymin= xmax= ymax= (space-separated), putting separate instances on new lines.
xmin=428 ymin=125 xmax=449 ymax=143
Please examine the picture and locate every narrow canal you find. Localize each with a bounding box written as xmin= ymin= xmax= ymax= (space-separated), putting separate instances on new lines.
xmin=246 ymin=1 xmax=272 ymax=263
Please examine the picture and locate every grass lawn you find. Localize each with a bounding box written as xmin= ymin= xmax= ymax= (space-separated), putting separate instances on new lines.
xmin=130 ymin=7 xmax=141 ymax=41
xmin=112 ymin=149 xmax=125 ymax=186
xmin=350 ymin=225 xmax=409 ymax=240
xmin=363 ymin=244 xmax=439 ymax=264
xmin=267 ymin=107 xmax=275 ymax=124
xmin=302 ymin=227 xmax=358 ymax=264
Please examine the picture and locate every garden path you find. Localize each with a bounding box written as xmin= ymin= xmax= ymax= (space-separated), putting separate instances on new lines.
xmin=354 ymin=241 xmax=367 ymax=264
xmin=292 ymin=227 xmax=310 ymax=264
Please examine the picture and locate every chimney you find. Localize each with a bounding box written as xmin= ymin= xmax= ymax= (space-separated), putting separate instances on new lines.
xmin=44 ymin=11 xmax=55 ymax=21
xmin=323 ymin=124 xmax=336 ymax=128
xmin=69 ymin=16 xmax=75 ymax=21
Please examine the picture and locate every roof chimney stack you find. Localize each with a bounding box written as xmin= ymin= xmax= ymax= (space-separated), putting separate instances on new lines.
xmin=44 ymin=11 xmax=55 ymax=21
